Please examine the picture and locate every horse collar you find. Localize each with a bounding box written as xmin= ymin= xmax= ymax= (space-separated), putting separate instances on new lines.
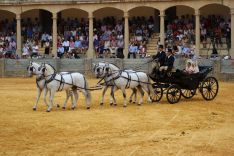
xmin=45 ymin=73 xmax=56 ymax=84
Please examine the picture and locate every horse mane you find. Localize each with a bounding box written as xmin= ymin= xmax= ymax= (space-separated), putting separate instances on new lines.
xmin=109 ymin=63 xmax=120 ymax=69
xmin=45 ymin=63 xmax=56 ymax=72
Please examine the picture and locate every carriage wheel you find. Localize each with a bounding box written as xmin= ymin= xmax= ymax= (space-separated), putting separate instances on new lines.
xmin=151 ymin=85 xmax=163 ymax=102
xmin=201 ymin=77 xmax=219 ymax=101
xmin=181 ymin=89 xmax=196 ymax=99
xmin=166 ymin=85 xmax=181 ymax=104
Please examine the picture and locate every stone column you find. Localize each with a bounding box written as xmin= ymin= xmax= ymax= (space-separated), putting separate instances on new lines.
xmin=124 ymin=11 xmax=129 ymax=58
xmin=16 ymin=14 xmax=21 ymax=57
xmin=195 ymin=9 xmax=200 ymax=57
xmin=160 ymin=10 xmax=165 ymax=47
xmin=87 ymin=12 xmax=94 ymax=59
xmin=52 ymin=13 xmax=57 ymax=58
xmin=230 ymin=9 xmax=234 ymax=58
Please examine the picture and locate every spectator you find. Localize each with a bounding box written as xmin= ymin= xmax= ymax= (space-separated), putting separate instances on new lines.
xmin=31 ymin=42 xmax=39 ymax=58
xmin=44 ymin=39 xmax=50 ymax=57
xmin=57 ymin=44 xmax=65 ymax=58
xmin=22 ymin=43 xmax=30 ymax=59
xmin=128 ymin=43 xmax=138 ymax=59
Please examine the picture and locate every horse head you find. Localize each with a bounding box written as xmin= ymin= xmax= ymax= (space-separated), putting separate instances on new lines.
xmin=38 ymin=63 xmax=56 ymax=78
xmin=27 ymin=61 xmax=40 ymax=77
xmin=93 ymin=62 xmax=106 ymax=78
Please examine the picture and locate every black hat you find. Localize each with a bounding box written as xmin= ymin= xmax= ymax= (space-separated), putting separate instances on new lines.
xmin=158 ymin=44 xmax=164 ymax=49
xmin=167 ymin=48 xmax=172 ymax=53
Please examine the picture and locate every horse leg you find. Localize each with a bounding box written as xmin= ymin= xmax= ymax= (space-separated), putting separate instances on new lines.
xmin=81 ymin=89 xmax=91 ymax=109
xmin=43 ymin=88 xmax=49 ymax=108
xmin=129 ymin=88 xmax=137 ymax=103
xmin=62 ymin=90 xmax=70 ymax=109
xmin=33 ymin=87 xmax=42 ymax=111
xmin=111 ymin=86 xmax=118 ymax=106
xmin=71 ymin=90 xmax=78 ymax=110
xmin=137 ymin=86 xmax=144 ymax=106
xmin=47 ymin=90 xmax=55 ymax=112
xmin=70 ymin=90 xmax=74 ymax=107
xmin=120 ymin=87 xmax=127 ymax=107
xmin=142 ymin=84 xmax=152 ymax=103
xmin=100 ymin=86 xmax=108 ymax=106
xmin=109 ymin=86 xmax=114 ymax=106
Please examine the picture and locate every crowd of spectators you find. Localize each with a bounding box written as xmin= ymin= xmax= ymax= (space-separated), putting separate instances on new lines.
xmin=200 ymin=15 xmax=231 ymax=49
xmin=165 ymin=14 xmax=231 ymax=58
xmin=0 ymin=14 xmax=232 ymax=59
xmin=0 ymin=19 xmax=17 ymax=59
xmin=165 ymin=15 xmax=196 ymax=57
xmin=92 ymin=17 xmax=124 ymax=58
xmin=57 ymin=18 xmax=89 ymax=58
xmin=128 ymin=16 xmax=154 ymax=58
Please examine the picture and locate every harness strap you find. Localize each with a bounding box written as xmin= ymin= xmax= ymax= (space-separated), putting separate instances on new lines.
xmin=45 ymin=73 xmax=56 ymax=84
xmin=57 ymin=75 xmax=64 ymax=92
xmin=125 ymin=72 xmax=131 ymax=89
xmin=136 ymin=73 xmax=140 ymax=84
xmin=70 ymin=74 xmax=74 ymax=85
xmin=36 ymin=75 xmax=47 ymax=90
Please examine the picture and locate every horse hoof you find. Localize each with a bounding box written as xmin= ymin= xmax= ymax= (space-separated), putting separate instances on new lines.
xmin=100 ymin=103 xmax=103 ymax=106
xmin=87 ymin=107 xmax=90 ymax=110
xmin=56 ymin=104 xmax=60 ymax=108
xmin=62 ymin=107 xmax=66 ymax=110
xmin=123 ymin=105 xmax=127 ymax=108
xmin=133 ymin=101 xmax=136 ymax=104
xmin=71 ymin=107 xmax=75 ymax=110
xmin=46 ymin=110 xmax=51 ymax=112
xmin=110 ymin=103 xmax=113 ymax=106
xmin=129 ymin=100 xmax=132 ymax=103
xmin=33 ymin=108 xmax=36 ymax=111
xmin=138 ymin=104 xmax=142 ymax=106
xmin=114 ymin=104 xmax=117 ymax=106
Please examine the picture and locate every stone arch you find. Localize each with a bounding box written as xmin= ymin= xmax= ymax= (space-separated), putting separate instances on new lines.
xmin=199 ymin=3 xmax=230 ymax=17
xmin=21 ymin=9 xmax=53 ymax=34
xmin=0 ymin=10 xmax=16 ymax=33
xmin=93 ymin=7 xmax=124 ymax=20
xmin=0 ymin=9 xmax=16 ymax=21
xmin=128 ymin=6 xmax=160 ymax=32
xmin=58 ymin=8 xmax=88 ymax=18
xmin=127 ymin=5 xmax=160 ymax=12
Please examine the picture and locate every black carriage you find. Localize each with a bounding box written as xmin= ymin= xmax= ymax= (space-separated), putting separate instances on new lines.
xmin=149 ymin=66 xmax=219 ymax=104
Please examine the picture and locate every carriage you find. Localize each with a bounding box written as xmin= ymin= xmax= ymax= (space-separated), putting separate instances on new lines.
xmin=149 ymin=66 xmax=219 ymax=104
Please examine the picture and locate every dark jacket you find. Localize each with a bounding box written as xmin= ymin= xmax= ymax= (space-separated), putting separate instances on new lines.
xmin=152 ymin=51 xmax=166 ymax=66
xmin=164 ymin=55 xmax=175 ymax=70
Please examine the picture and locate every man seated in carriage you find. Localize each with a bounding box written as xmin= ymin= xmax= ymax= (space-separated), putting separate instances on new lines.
xmin=150 ymin=44 xmax=166 ymax=77
xmin=159 ymin=48 xmax=175 ymax=74
xmin=152 ymin=44 xmax=166 ymax=66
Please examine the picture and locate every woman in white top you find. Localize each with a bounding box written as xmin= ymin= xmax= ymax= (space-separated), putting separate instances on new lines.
xmin=22 ymin=44 xmax=30 ymax=58
xmin=31 ymin=42 xmax=39 ymax=58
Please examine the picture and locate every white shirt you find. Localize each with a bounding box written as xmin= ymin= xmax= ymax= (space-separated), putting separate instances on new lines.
xmin=32 ymin=45 xmax=38 ymax=53
xmin=62 ymin=41 xmax=69 ymax=47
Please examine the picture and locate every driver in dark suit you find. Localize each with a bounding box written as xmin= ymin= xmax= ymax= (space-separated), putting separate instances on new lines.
xmin=152 ymin=44 xmax=166 ymax=66
xmin=159 ymin=48 xmax=175 ymax=72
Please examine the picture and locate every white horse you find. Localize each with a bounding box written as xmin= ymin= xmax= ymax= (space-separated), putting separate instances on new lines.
xmin=93 ymin=62 xmax=139 ymax=106
xmin=94 ymin=62 xmax=154 ymax=107
xmin=27 ymin=61 xmax=73 ymax=111
xmin=38 ymin=63 xmax=91 ymax=112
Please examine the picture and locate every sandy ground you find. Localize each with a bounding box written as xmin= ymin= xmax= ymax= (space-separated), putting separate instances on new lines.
xmin=0 ymin=77 xmax=234 ymax=156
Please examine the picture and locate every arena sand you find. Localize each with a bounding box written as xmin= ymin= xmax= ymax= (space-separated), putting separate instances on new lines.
xmin=0 ymin=77 xmax=234 ymax=156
